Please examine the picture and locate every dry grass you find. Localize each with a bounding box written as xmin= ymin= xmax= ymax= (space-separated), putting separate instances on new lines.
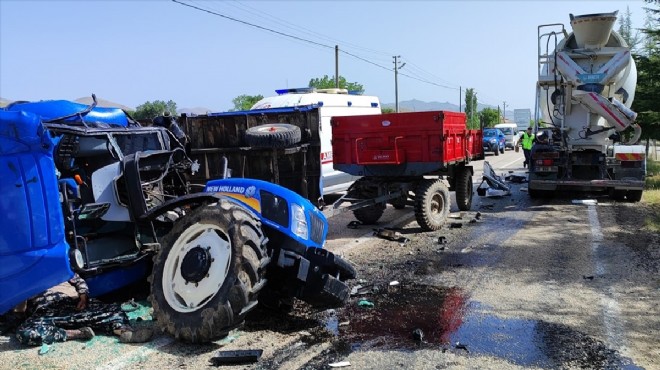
xmin=642 ymin=159 xmax=660 ymax=230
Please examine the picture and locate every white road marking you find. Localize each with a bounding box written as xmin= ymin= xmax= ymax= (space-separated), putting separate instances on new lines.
xmin=587 ymin=205 xmax=626 ymax=352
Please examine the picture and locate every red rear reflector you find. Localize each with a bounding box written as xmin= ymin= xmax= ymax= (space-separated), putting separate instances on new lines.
xmin=615 ymin=153 xmax=644 ymax=161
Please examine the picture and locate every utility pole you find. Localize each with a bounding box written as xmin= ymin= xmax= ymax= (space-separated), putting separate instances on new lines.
xmin=502 ymin=101 xmax=507 ymax=122
xmin=459 ymin=86 xmax=462 ymax=112
xmin=393 ymin=56 xmax=405 ymax=112
xmin=335 ymin=45 xmax=339 ymax=88
xmin=498 ymin=106 xmax=501 ymax=123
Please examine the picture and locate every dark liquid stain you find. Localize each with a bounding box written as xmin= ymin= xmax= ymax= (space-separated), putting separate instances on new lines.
xmin=329 ymin=284 xmax=642 ymax=369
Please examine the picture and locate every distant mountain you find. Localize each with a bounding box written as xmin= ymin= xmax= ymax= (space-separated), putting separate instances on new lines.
xmin=383 ymin=99 xmax=516 ymax=120
xmin=178 ymin=107 xmax=214 ymax=116
xmin=0 ymin=98 xmax=11 ymax=108
xmin=74 ymin=96 xmax=134 ymax=111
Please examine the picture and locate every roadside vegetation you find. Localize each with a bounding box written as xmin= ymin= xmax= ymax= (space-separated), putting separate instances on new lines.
xmin=643 ymin=159 xmax=660 ymax=231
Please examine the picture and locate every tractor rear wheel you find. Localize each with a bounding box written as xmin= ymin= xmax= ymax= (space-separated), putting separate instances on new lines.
xmin=414 ymin=179 xmax=450 ymax=231
xmin=150 ymin=199 xmax=269 ymax=343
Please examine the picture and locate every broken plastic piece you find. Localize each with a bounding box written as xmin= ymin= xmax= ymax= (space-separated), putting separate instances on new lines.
xmin=357 ymin=299 xmax=374 ymax=308
xmin=455 ymin=342 xmax=469 ymax=352
xmin=438 ymin=236 xmax=447 ymax=244
xmin=583 ymin=275 xmax=594 ymax=280
xmin=389 ymin=280 xmax=400 ymax=286
xmin=209 ymin=349 xmax=263 ymax=366
xmin=373 ymin=228 xmax=407 ymax=243
xmin=38 ymin=343 xmax=50 ymax=355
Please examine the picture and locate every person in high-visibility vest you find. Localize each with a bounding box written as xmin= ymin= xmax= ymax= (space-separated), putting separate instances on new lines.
xmin=519 ymin=127 xmax=535 ymax=168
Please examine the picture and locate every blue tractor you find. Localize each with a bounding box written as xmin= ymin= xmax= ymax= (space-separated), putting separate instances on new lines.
xmin=0 ymin=97 xmax=355 ymax=342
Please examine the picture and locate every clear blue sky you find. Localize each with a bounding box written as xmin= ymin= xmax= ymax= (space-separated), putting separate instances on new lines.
xmin=0 ymin=0 xmax=649 ymax=112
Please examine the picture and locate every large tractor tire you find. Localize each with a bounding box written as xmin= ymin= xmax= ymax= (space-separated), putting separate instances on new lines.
xmin=414 ymin=179 xmax=450 ymax=231
xmin=245 ymin=123 xmax=301 ymax=148
xmin=150 ymin=199 xmax=269 ymax=343
xmin=454 ymin=169 xmax=473 ymax=211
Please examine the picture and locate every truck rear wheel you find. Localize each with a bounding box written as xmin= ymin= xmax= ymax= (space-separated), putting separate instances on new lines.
xmin=627 ymin=190 xmax=643 ymax=202
xmin=150 ymin=199 xmax=269 ymax=343
xmin=245 ymin=123 xmax=301 ymax=148
xmin=454 ymin=169 xmax=473 ymax=211
xmin=414 ymin=179 xmax=450 ymax=231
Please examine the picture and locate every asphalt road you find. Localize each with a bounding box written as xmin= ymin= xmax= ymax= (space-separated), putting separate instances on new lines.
xmin=1 ymin=149 xmax=658 ymax=370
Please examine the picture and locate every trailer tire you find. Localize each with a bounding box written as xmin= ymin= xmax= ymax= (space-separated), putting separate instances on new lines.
xmin=627 ymin=190 xmax=643 ymax=202
xmin=353 ymin=203 xmax=385 ymax=225
xmin=390 ymin=193 xmax=408 ymax=209
xmin=414 ymin=179 xmax=450 ymax=231
xmin=455 ymin=169 xmax=473 ymax=211
xmin=245 ymin=123 xmax=301 ymax=148
xmin=150 ymin=199 xmax=269 ymax=343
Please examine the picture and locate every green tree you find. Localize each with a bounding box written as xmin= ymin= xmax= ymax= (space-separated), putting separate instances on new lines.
xmin=632 ymin=0 xmax=660 ymax=139
xmin=133 ymin=100 xmax=177 ymax=120
xmin=381 ymin=107 xmax=395 ymax=114
xmin=231 ymin=94 xmax=264 ymax=111
xmin=464 ymin=88 xmax=479 ymax=128
xmin=618 ymin=6 xmax=641 ymax=51
xmin=479 ymin=107 xmax=500 ymax=128
xmin=308 ymin=75 xmax=364 ymax=92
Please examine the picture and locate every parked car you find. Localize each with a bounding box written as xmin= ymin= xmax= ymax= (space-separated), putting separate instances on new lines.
xmin=483 ymin=128 xmax=506 ymax=156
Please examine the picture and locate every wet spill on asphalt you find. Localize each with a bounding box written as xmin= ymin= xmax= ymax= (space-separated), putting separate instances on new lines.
xmin=324 ymin=283 xmax=642 ymax=369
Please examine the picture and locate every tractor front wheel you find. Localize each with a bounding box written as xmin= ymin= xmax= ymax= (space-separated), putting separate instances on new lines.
xmin=150 ymin=199 xmax=269 ymax=343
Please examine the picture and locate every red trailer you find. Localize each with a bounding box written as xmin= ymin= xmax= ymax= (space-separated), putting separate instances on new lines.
xmin=331 ymin=111 xmax=483 ymax=231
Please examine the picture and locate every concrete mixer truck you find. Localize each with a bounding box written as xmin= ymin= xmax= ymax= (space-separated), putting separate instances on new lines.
xmin=530 ymin=11 xmax=646 ymax=201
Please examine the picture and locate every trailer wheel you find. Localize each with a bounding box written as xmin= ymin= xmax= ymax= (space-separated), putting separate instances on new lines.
xmin=627 ymin=190 xmax=643 ymax=202
xmin=353 ymin=203 xmax=385 ymax=225
xmin=390 ymin=193 xmax=408 ymax=209
xmin=414 ymin=179 xmax=450 ymax=231
xmin=245 ymin=123 xmax=301 ymax=148
xmin=150 ymin=199 xmax=269 ymax=343
xmin=455 ymin=169 xmax=473 ymax=211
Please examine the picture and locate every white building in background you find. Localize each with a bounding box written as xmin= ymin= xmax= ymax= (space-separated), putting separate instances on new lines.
xmin=514 ymin=109 xmax=531 ymax=131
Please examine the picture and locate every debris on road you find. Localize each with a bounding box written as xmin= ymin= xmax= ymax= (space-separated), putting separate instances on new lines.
xmin=350 ymin=284 xmax=379 ymax=296
xmin=450 ymin=223 xmax=463 ymax=229
xmin=329 ymin=361 xmax=351 ymax=368
xmin=505 ymin=174 xmax=527 ymax=183
xmin=358 ymin=300 xmax=375 ymax=308
xmin=412 ymin=328 xmax=424 ymax=342
xmin=209 ymin=349 xmax=263 ymax=366
xmin=477 ymin=161 xmax=512 ymax=197
xmin=389 ymin=281 xmax=400 ymax=286
xmin=373 ymin=228 xmax=408 ymax=243
xmin=455 ymin=342 xmax=469 ymax=352
xmin=583 ymin=275 xmax=595 ymax=280
xmin=347 ymin=221 xmax=362 ymax=229
xmin=438 ymin=236 xmax=448 ymax=244
xmin=475 ymin=212 xmax=482 ymax=220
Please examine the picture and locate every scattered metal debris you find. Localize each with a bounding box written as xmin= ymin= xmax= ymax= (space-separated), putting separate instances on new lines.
xmin=373 ymin=228 xmax=409 ymax=243
xmin=505 ymin=174 xmax=527 ymax=183
xmin=449 ymin=223 xmax=463 ymax=229
xmin=209 ymin=349 xmax=263 ymax=366
xmin=583 ymin=275 xmax=595 ymax=280
xmin=475 ymin=212 xmax=481 ymax=220
xmin=438 ymin=236 xmax=448 ymax=244
xmin=389 ymin=281 xmax=400 ymax=286
xmin=477 ymin=161 xmax=512 ymax=197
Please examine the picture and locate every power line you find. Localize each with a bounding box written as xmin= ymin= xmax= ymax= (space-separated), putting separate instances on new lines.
xmin=171 ymin=0 xmax=333 ymax=50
